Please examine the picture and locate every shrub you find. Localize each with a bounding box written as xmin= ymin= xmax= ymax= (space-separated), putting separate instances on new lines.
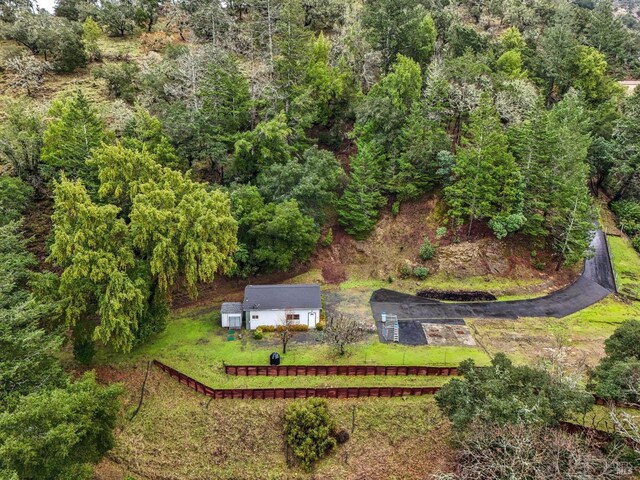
xmin=632 ymin=236 xmax=640 ymax=253
xmin=391 ymin=201 xmax=400 ymax=216
xmin=488 ymin=213 xmax=526 ymax=239
xmin=259 ymin=325 xmax=275 ymax=333
xmin=454 ymin=422 xmax=625 ymax=479
xmin=93 ymin=62 xmax=140 ymax=103
xmin=315 ymin=321 xmax=325 ymax=331
xmin=436 ymin=226 xmax=447 ymax=240
xmin=413 ymin=266 xmax=429 ymax=279
xmin=419 ymin=238 xmax=436 ymax=260
xmin=253 ymin=328 xmax=264 ymax=340
xmin=612 ymin=200 xmax=640 ymax=237
xmin=284 ymin=398 xmax=337 ymax=471
xmin=321 ymin=228 xmax=333 ymax=247
xmin=333 ymin=428 xmax=350 ymax=444
xmin=436 ymin=353 xmax=594 ymax=429
xmin=276 ymin=324 xmax=309 ymax=332
xmin=399 ymin=264 xmax=412 ymax=279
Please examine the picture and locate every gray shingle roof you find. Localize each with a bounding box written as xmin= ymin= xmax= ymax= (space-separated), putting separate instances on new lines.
xmin=243 ymin=284 xmax=321 ymax=310
xmin=221 ymin=302 xmax=242 ymax=314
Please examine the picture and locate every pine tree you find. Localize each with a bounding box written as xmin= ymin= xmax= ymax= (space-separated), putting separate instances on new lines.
xmin=41 ymin=91 xmax=107 ymax=189
xmin=445 ymin=95 xmax=524 ymax=236
xmin=337 ymin=141 xmax=386 ymax=239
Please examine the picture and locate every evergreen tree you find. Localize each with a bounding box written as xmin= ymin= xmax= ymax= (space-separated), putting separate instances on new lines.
xmin=445 ymin=96 xmax=524 ymax=236
xmin=0 ymin=373 xmax=122 ymax=480
xmin=337 ymin=141 xmax=386 ymax=239
xmin=41 ymin=91 xmax=108 ymax=188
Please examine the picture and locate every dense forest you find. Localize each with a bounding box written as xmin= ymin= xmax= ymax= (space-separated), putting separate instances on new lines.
xmin=1 ymin=0 xmax=640 ymax=477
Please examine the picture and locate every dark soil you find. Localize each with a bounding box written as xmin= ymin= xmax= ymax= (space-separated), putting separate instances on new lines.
xmin=417 ymin=289 xmax=497 ymax=302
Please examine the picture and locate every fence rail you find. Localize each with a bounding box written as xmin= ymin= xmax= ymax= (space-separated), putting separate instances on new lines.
xmin=154 ymin=360 xmax=441 ymax=399
xmin=155 ymin=360 xmax=640 ymax=409
xmin=224 ymin=364 xmax=458 ymax=377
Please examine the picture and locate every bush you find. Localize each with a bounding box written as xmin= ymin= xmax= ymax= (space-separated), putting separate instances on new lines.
xmin=391 ymin=201 xmax=400 ymax=216
xmin=253 ymin=328 xmax=264 ymax=340
xmin=322 ymin=228 xmax=333 ymax=247
xmin=454 ymin=422 xmax=625 ymax=479
xmin=0 ymin=176 xmax=33 ymax=224
xmin=93 ymin=62 xmax=140 ymax=103
xmin=488 ymin=213 xmax=526 ymax=240
xmin=399 ymin=264 xmax=412 ymax=279
xmin=612 ymin=200 xmax=640 ymax=237
xmin=419 ymin=238 xmax=436 ymax=260
xmin=436 ymin=353 xmax=594 ymax=429
xmin=436 ymin=226 xmax=447 ymax=240
xmin=276 ymin=324 xmax=309 ymax=332
xmin=413 ymin=266 xmax=429 ymax=279
xmin=284 ymin=399 xmax=337 ymax=471
xmin=632 ymin=236 xmax=640 ymax=253
xmin=257 ymin=324 xmax=309 ymax=333
xmin=315 ymin=321 xmax=325 ymax=331
xmin=333 ymin=428 xmax=350 ymax=444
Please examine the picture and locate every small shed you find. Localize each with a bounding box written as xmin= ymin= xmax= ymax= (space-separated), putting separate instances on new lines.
xmin=221 ymin=302 xmax=242 ymax=329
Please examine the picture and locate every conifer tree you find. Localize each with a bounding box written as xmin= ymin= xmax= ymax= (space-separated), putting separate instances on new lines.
xmin=445 ymin=95 xmax=524 ymax=236
xmin=337 ymin=142 xmax=386 ymax=239
xmin=41 ymin=91 xmax=108 ymax=188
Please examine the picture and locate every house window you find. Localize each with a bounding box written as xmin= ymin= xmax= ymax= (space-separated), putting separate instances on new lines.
xmin=286 ymin=314 xmax=300 ymax=323
xmin=252 ymin=315 xmax=259 ymax=319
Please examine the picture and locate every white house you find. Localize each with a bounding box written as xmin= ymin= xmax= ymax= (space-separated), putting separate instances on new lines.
xmin=221 ymin=284 xmax=321 ymax=330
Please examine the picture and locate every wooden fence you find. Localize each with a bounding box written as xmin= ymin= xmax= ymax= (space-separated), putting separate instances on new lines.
xmin=155 ymin=360 xmax=640 ymax=409
xmin=154 ymin=360 xmax=441 ymax=399
xmin=224 ymin=364 xmax=458 ymax=377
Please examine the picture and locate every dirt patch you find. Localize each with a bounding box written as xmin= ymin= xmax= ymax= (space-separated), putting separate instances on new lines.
xmin=423 ymin=324 xmax=477 ymax=347
xmin=322 ymin=262 xmax=347 ymax=284
xmin=417 ymin=289 xmax=497 ymax=302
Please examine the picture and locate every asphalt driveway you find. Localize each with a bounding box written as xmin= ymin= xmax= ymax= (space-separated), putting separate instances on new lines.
xmin=371 ymin=230 xmax=617 ymax=344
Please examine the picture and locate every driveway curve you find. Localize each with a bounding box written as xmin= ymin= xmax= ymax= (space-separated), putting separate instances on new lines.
xmin=370 ymin=230 xmax=616 ymax=323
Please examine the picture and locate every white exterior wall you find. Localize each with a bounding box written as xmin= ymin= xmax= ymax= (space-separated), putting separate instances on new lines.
xmin=221 ymin=312 xmax=242 ymax=328
xmin=247 ymin=308 xmax=320 ymax=330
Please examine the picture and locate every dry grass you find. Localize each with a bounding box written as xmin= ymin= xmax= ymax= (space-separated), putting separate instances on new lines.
xmin=96 ymin=368 xmax=455 ymax=480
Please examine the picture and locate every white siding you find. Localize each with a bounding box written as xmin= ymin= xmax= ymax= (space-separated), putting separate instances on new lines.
xmin=247 ymin=309 xmax=320 ymax=330
xmin=221 ymin=313 xmax=242 ymax=328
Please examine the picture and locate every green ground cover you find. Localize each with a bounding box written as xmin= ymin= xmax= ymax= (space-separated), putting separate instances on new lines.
xmin=98 ymin=307 xmax=488 ymax=388
xmin=608 ymin=235 xmax=640 ymax=300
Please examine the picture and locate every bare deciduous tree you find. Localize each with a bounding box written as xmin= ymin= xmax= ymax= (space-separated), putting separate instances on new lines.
xmin=278 ymin=307 xmax=299 ymax=355
xmin=323 ymin=315 xmax=367 ymax=356
xmin=6 ymin=54 xmax=50 ymax=97
xmin=448 ymin=422 xmax=627 ymax=480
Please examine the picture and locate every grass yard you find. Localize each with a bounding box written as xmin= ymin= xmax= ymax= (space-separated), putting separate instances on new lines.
xmin=96 ymin=368 xmax=455 ymax=480
xmin=608 ymin=235 xmax=640 ymax=300
xmin=97 ymin=306 xmax=489 ymax=389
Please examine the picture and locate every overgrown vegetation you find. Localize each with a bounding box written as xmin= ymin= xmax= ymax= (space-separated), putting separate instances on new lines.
xmin=2 ymin=0 xmax=640 ymax=477
xmin=284 ymin=399 xmax=337 ymax=471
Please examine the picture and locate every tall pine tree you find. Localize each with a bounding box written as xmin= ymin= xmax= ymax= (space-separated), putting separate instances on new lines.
xmin=445 ymin=95 xmax=524 ymax=237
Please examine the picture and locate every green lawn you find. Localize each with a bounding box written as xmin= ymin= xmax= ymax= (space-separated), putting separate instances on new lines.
xmin=608 ymin=235 xmax=640 ymax=300
xmin=98 ymin=306 xmax=489 ymax=388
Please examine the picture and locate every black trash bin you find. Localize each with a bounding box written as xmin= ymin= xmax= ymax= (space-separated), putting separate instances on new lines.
xmin=270 ymin=352 xmax=281 ymax=366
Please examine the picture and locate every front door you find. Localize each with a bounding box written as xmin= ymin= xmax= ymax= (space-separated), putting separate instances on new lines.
xmin=308 ymin=311 xmax=317 ymax=327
